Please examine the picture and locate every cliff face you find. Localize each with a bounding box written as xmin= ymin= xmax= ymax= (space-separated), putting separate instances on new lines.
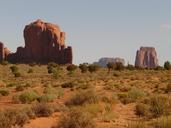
xmin=0 ymin=20 xmax=72 ymax=64
xmin=135 ymin=47 xmax=158 ymax=68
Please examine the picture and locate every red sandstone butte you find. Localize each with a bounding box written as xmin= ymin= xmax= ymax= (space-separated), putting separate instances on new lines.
xmin=135 ymin=47 xmax=158 ymax=68
xmin=0 ymin=19 xmax=73 ymax=64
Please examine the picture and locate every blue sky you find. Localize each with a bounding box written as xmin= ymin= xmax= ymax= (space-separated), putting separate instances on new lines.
xmin=0 ymin=0 xmax=170 ymax=65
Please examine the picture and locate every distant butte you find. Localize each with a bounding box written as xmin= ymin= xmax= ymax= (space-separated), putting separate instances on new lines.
xmin=135 ymin=46 xmax=158 ymax=68
xmin=0 ymin=19 xmax=73 ymax=64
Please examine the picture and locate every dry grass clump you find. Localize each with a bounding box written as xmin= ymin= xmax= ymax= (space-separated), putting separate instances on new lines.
xmin=32 ymin=103 xmax=54 ymax=117
xmin=118 ymin=87 xmax=147 ymax=104
xmin=135 ymin=95 xmax=171 ymax=118
xmin=65 ymin=89 xmax=99 ymax=106
xmin=54 ymin=108 xmax=95 ymax=128
xmin=0 ymin=109 xmax=29 ymax=128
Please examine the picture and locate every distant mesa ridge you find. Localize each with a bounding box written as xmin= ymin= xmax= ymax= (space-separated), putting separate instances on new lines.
xmin=0 ymin=19 xmax=73 ymax=64
xmin=94 ymin=57 xmax=125 ymax=67
xmin=135 ymin=46 xmax=158 ymax=68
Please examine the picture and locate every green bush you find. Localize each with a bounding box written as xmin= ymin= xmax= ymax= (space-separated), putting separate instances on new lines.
xmin=18 ymin=90 xmax=39 ymax=103
xmin=164 ymin=61 xmax=171 ymax=70
xmin=88 ymin=64 xmax=100 ymax=73
xmin=79 ymin=63 xmax=88 ymax=73
xmin=126 ymin=64 xmax=135 ymax=70
xmin=66 ymin=64 xmax=77 ymax=73
xmin=56 ymin=108 xmax=95 ymax=128
xmin=0 ymin=88 xmax=9 ymax=96
xmin=114 ymin=62 xmax=125 ymax=71
xmin=10 ymin=65 xmax=18 ymax=73
xmin=107 ymin=62 xmax=115 ymax=72
xmin=28 ymin=68 xmax=33 ymax=73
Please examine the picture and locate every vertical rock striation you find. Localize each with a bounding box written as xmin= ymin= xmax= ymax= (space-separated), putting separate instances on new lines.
xmin=135 ymin=47 xmax=158 ymax=68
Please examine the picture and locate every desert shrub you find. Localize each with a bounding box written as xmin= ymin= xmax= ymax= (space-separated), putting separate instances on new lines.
xmin=43 ymin=85 xmax=57 ymax=94
xmin=107 ymin=62 xmax=115 ymax=72
xmin=48 ymin=62 xmax=59 ymax=68
xmin=118 ymin=87 xmax=146 ymax=104
xmin=164 ymin=61 xmax=171 ymax=70
xmin=83 ymin=103 xmax=102 ymax=117
xmin=10 ymin=65 xmax=21 ymax=77
xmin=15 ymin=83 xmax=31 ymax=92
xmin=10 ymin=65 xmax=18 ymax=73
xmin=32 ymin=103 xmax=54 ymax=117
xmin=61 ymin=82 xmax=75 ymax=88
xmin=14 ymin=72 xmax=21 ymax=77
xmin=66 ymin=64 xmax=77 ymax=73
xmin=0 ymin=60 xmax=8 ymax=65
xmin=154 ymin=66 xmax=164 ymax=70
xmin=149 ymin=95 xmax=170 ymax=117
xmin=47 ymin=62 xmax=60 ymax=74
xmin=101 ymin=94 xmax=118 ymax=104
xmin=65 ymin=89 xmax=99 ymax=106
xmin=118 ymin=93 xmax=133 ymax=104
xmin=114 ymin=62 xmax=125 ymax=71
xmin=28 ymin=68 xmax=33 ymax=73
xmin=47 ymin=66 xmax=53 ymax=74
xmin=135 ymin=103 xmax=150 ymax=117
xmin=0 ymin=88 xmax=9 ymax=96
xmin=79 ymin=63 xmax=88 ymax=73
xmin=126 ymin=64 xmax=135 ymax=70
xmin=0 ymin=109 xmax=29 ymax=128
xmin=52 ymin=68 xmax=61 ymax=79
xmin=128 ymin=87 xmax=147 ymax=101
xmin=37 ymin=94 xmax=56 ymax=102
xmin=18 ymin=90 xmax=39 ymax=103
xmin=6 ymin=83 xmax=17 ymax=87
xmin=16 ymin=84 xmax=25 ymax=91
xmin=56 ymin=108 xmax=95 ymax=128
xmin=88 ymin=64 xmax=100 ymax=73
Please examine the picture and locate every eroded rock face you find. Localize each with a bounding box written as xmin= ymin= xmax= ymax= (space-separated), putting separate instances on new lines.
xmin=2 ymin=20 xmax=72 ymax=64
xmin=94 ymin=57 xmax=125 ymax=67
xmin=135 ymin=47 xmax=158 ymax=68
xmin=0 ymin=42 xmax=10 ymax=61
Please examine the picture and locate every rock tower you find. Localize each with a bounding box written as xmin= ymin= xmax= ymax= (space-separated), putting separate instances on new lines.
xmin=135 ymin=47 xmax=158 ymax=68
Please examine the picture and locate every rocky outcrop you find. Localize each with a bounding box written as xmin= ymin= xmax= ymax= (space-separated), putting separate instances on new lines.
xmin=135 ymin=47 xmax=158 ymax=68
xmin=0 ymin=42 xmax=10 ymax=61
xmin=94 ymin=57 xmax=125 ymax=67
xmin=1 ymin=20 xmax=72 ymax=64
